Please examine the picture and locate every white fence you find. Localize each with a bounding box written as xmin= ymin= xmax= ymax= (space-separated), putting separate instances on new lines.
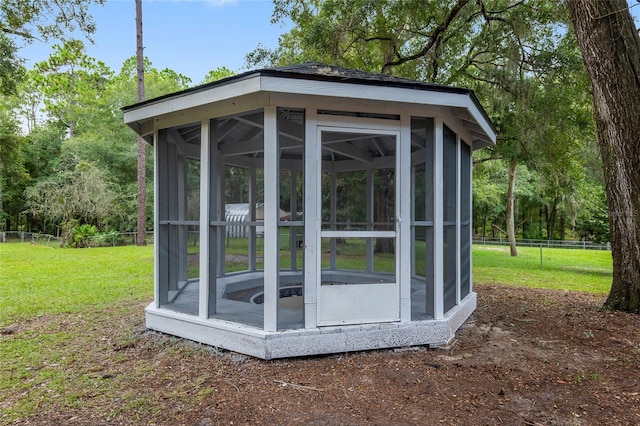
xmin=473 ymin=237 xmax=610 ymax=250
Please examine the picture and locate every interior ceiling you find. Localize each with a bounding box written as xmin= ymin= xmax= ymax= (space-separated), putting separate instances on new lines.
xmin=171 ymin=109 xmax=443 ymax=166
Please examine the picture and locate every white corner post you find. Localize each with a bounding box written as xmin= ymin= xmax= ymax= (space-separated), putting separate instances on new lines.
xmin=399 ymin=115 xmax=412 ymax=322
xmin=199 ymin=119 xmax=216 ymax=319
xmin=263 ymin=106 xmax=279 ymax=332
xmin=433 ymin=118 xmax=444 ymax=320
xmin=304 ymin=109 xmax=319 ymax=329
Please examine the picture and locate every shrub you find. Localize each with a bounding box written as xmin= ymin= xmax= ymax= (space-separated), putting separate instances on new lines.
xmin=70 ymin=224 xmax=98 ymax=248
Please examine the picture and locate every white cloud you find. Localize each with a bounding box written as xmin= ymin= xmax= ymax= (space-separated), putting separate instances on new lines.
xmin=205 ymin=0 xmax=239 ymax=6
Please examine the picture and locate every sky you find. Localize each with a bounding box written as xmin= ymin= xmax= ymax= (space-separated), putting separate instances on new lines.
xmin=19 ymin=0 xmax=291 ymax=85
xmin=16 ymin=0 xmax=640 ymax=87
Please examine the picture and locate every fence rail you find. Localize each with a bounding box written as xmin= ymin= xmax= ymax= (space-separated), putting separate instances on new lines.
xmin=0 ymin=231 xmax=61 ymax=246
xmin=473 ymin=237 xmax=610 ymax=251
xmin=0 ymin=231 xmax=154 ymax=247
xmin=1 ymin=231 xmax=610 ymax=252
xmin=3 ymin=231 xmax=612 ymax=276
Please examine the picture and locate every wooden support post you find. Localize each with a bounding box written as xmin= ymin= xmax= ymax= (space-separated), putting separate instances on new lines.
xmin=263 ymin=106 xmax=279 ymax=332
xmin=199 ymin=119 xmax=216 ymax=318
xmin=155 ymin=129 xmax=168 ymax=307
xmin=399 ymin=116 xmax=412 ymax=322
xmin=433 ymin=119 xmax=444 ymax=320
xmin=304 ymin=109 xmax=319 ymax=329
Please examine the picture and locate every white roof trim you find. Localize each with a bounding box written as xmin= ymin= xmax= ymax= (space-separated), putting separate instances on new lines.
xmin=124 ymin=74 xmax=262 ymax=124
xmin=123 ymin=73 xmax=496 ymax=147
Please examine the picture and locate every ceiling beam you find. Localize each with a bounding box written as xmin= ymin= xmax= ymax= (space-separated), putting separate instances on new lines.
xmin=323 ymin=141 xmax=373 ymax=163
xmin=167 ymin=128 xmax=200 ymax=159
xmin=219 ymin=134 xmax=302 ymax=157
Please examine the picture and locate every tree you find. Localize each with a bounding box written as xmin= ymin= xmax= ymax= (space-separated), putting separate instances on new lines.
xmin=255 ymin=0 xmax=591 ymax=255
xmin=16 ymin=69 xmax=45 ymax=133
xmin=575 ymin=183 xmax=609 ymax=244
xmin=71 ymin=57 xmax=191 ymax=231
xmin=9 ymin=55 xmax=192 ymax=235
xmin=24 ymin=161 xmax=121 ymax=246
xmin=0 ymin=0 xmax=104 ymax=95
xmin=201 ymin=66 xmax=235 ymax=84
xmin=34 ymin=39 xmax=112 ymax=137
xmin=135 ymin=0 xmax=146 ymax=246
xmin=0 ymin=96 xmax=25 ymax=230
xmin=0 ymin=33 xmax=22 ymax=95
xmin=567 ymin=0 xmax=640 ymax=313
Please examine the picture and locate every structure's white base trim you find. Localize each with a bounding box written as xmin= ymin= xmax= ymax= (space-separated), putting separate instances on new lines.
xmin=145 ymin=292 xmax=476 ymax=360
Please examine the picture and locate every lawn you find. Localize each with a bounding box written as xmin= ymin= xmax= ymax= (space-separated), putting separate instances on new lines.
xmin=0 ymin=242 xmax=615 ymax=422
xmin=1 ymin=242 xmax=613 ymax=328
xmin=472 ymin=244 xmax=613 ymax=293
xmin=0 ymin=244 xmax=154 ymax=327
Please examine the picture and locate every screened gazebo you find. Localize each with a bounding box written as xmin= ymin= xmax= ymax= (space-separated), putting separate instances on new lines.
xmin=123 ymin=63 xmax=496 ymax=359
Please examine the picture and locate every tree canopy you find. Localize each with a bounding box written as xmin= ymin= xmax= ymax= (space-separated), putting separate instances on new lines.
xmin=248 ymin=0 xmax=596 ymax=254
xmin=0 ymin=0 xmax=104 ymax=95
xmin=0 ymin=0 xmax=632 ymax=304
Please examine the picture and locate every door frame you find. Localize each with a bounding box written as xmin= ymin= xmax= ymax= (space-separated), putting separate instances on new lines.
xmin=314 ymin=120 xmax=402 ymax=326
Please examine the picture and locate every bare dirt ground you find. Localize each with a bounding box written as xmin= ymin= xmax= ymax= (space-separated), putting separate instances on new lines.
xmin=4 ymin=284 xmax=640 ymax=425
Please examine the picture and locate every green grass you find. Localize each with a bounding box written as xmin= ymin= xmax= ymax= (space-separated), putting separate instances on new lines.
xmin=0 ymin=244 xmax=154 ymax=421
xmin=0 ymin=242 xmax=613 ymax=421
xmin=0 ymin=243 xmax=611 ymax=329
xmin=0 ymin=244 xmax=154 ymax=327
xmin=178 ymin=237 xmax=614 ymax=294
xmin=472 ymin=244 xmax=612 ymax=293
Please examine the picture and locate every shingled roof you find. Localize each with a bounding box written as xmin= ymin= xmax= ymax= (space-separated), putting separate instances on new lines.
xmin=123 ymin=62 xmax=496 ymax=148
xmin=261 ymin=62 xmax=468 ymax=92
xmin=125 ymin=63 xmax=479 ymax=112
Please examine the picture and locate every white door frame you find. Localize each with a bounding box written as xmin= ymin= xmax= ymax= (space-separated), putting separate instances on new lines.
xmin=314 ymin=119 xmax=402 ymax=326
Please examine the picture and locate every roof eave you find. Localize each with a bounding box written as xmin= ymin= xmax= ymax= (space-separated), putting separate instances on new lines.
xmin=123 ymin=68 xmax=496 ymax=147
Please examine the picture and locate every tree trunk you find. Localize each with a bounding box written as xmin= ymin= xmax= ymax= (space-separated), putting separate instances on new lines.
xmin=0 ymin=171 xmax=3 ymax=231
xmin=568 ymin=0 xmax=640 ymax=313
xmin=374 ymin=169 xmax=395 ymax=253
xmin=505 ymin=158 xmax=517 ymax=256
xmin=482 ymin=208 xmax=487 ymax=237
xmin=135 ymin=0 xmax=146 ymax=246
xmin=544 ymin=199 xmax=558 ymax=240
